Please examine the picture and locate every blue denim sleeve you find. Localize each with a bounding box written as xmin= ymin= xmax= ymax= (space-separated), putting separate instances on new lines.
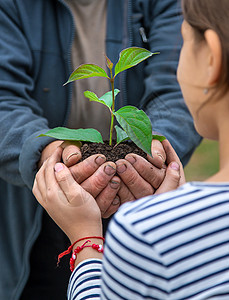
xmin=0 ymin=2 xmax=55 ymax=188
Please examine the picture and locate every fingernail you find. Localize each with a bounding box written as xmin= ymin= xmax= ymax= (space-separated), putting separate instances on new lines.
xmin=54 ymin=163 xmax=64 ymax=173
xmin=125 ymin=155 xmax=136 ymax=165
xmin=170 ymin=162 xmax=180 ymax=171
xmin=66 ymin=152 xmax=79 ymax=162
xmin=110 ymin=180 xmax=120 ymax=189
xmin=116 ymin=163 xmax=127 ymax=174
xmin=104 ymin=164 xmax=116 ymax=175
xmin=95 ymin=155 xmax=106 ymax=165
xmin=112 ymin=197 xmax=120 ymax=205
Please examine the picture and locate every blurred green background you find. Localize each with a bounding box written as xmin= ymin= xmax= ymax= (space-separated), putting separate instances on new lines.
xmin=184 ymin=139 xmax=219 ymax=181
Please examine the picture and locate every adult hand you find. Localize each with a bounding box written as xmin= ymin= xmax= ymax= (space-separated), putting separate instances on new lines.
xmin=150 ymin=138 xmax=167 ymax=169
xmin=154 ymin=139 xmax=185 ymax=194
xmin=116 ymin=139 xmax=185 ymax=202
xmin=33 ymin=147 xmax=102 ymax=244
xmin=150 ymin=138 xmax=185 ymax=186
xmin=69 ymin=155 xmax=121 ymax=218
xmin=160 ymin=139 xmax=186 ymax=187
xmin=116 ymin=154 xmax=166 ymax=203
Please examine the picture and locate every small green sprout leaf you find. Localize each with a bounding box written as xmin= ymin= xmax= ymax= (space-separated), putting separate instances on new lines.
xmin=114 ymin=47 xmax=158 ymax=78
xmin=114 ymin=106 xmax=153 ymax=155
xmin=64 ymin=64 xmax=109 ymax=85
xmin=115 ymin=125 xmax=129 ymax=145
xmin=153 ymin=135 xmax=166 ymax=142
xmin=83 ymin=91 xmax=100 ymax=103
xmin=38 ymin=127 xmax=103 ymax=143
xmin=84 ymin=89 xmax=120 ymax=109
xmin=99 ymin=89 xmax=119 ymax=108
xmin=105 ymin=55 xmax=113 ymax=71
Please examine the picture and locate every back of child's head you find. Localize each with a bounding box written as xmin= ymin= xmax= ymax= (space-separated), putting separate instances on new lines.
xmin=182 ymin=0 xmax=229 ymax=91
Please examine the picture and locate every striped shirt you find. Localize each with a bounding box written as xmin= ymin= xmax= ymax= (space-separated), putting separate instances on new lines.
xmin=68 ymin=182 xmax=229 ymax=299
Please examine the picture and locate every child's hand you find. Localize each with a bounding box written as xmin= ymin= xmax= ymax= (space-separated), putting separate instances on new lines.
xmin=33 ymin=147 xmax=102 ymax=244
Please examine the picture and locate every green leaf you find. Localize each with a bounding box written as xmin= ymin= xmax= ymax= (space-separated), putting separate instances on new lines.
xmin=83 ymin=91 xmax=100 ymax=103
xmin=153 ymin=135 xmax=166 ymax=142
xmin=115 ymin=125 xmax=130 ymax=145
xmin=38 ymin=127 xmax=103 ymax=143
xmin=114 ymin=47 xmax=158 ymax=77
xmin=64 ymin=64 xmax=109 ymax=85
xmin=99 ymin=89 xmax=120 ymax=108
xmin=114 ymin=106 xmax=152 ymax=155
xmin=84 ymin=89 xmax=120 ymax=109
xmin=105 ymin=55 xmax=113 ymax=71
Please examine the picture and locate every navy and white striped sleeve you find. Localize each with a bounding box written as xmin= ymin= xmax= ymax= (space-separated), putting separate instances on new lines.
xmin=67 ymin=259 xmax=102 ymax=300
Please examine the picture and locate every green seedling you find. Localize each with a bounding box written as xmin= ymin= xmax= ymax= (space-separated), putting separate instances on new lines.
xmin=39 ymin=47 xmax=165 ymax=156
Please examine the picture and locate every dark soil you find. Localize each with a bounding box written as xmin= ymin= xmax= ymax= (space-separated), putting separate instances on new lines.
xmin=80 ymin=141 xmax=147 ymax=162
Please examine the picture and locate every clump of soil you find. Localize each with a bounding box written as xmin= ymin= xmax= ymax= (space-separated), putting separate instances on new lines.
xmin=80 ymin=141 xmax=147 ymax=162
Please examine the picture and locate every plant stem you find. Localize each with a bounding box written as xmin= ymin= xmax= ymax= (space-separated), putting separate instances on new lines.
xmin=109 ymin=73 xmax=115 ymax=146
xmin=109 ymin=110 xmax=114 ymax=146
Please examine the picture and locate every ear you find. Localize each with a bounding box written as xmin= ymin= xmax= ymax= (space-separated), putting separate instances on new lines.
xmin=204 ymin=29 xmax=222 ymax=86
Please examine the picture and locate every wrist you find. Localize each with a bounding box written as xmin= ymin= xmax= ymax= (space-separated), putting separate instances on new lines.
xmin=68 ymin=223 xmax=103 ymax=245
xmin=72 ymin=237 xmax=104 ymax=252
xmin=57 ymin=235 xmax=104 ymax=272
xmin=71 ymin=238 xmax=104 ymax=271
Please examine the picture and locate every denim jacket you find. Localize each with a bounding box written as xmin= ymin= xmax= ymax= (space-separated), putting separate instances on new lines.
xmin=0 ymin=0 xmax=201 ymax=298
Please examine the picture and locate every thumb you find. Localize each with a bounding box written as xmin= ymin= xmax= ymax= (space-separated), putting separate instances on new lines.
xmin=148 ymin=139 xmax=166 ymax=169
xmin=155 ymin=162 xmax=181 ymax=195
xmin=61 ymin=141 xmax=82 ymax=167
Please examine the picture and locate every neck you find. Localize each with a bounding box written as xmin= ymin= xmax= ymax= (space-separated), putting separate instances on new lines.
xmin=205 ymin=93 xmax=229 ymax=183
xmin=206 ymin=116 xmax=229 ymax=183
xmin=219 ymin=128 xmax=229 ymax=176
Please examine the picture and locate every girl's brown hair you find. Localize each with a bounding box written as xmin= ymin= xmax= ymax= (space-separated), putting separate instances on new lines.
xmin=182 ymin=0 xmax=229 ymax=90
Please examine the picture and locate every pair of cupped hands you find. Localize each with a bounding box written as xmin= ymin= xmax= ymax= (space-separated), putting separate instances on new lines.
xmin=33 ymin=139 xmax=185 ymax=244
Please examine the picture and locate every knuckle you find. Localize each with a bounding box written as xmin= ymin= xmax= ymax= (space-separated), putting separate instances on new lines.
xmin=149 ymin=168 xmax=166 ymax=189
xmin=172 ymin=172 xmax=181 ymax=183
xmin=70 ymin=169 xmax=81 ymax=183
xmin=94 ymin=175 xmax=107 ymax=190
xmin=124 ymin=172 xmax=138 ymax=186
xmin=167 ymin=170 xmax=180 ymax=185
xmin=56 ymin=171 xmax=69 ymax=183
xmin=46 ymin=188 xmax=55 ymax=201
xmin=83 ymin=155 xmax=97 ymax=169
xmin=34 ymin=172 xmax=39 ymax=182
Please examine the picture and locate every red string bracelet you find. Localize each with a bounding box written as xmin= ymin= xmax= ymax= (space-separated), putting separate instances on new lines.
xmin=69 ymin=240 xmax=104 ymax=272
xmin=57 ymin=236 xmax=105 ymax=267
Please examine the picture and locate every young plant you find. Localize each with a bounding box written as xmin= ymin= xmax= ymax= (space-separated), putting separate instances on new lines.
xmin=39 ymin=47 xmax=165 ymax=156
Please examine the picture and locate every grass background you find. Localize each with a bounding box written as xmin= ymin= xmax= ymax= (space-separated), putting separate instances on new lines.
xmin=184 ymin=139 xmax=219 ymax=181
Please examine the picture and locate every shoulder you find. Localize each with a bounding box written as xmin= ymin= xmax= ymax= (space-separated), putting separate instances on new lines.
xmin=0 ymin=0 xmax=18 ymax=17
xmin=105 ymin=182 xmax=229 ymax=298
xmin=110 ymin=182 xmax=229 ymax=244
xmin=0 ymin=0 xmax=45 ymax=23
